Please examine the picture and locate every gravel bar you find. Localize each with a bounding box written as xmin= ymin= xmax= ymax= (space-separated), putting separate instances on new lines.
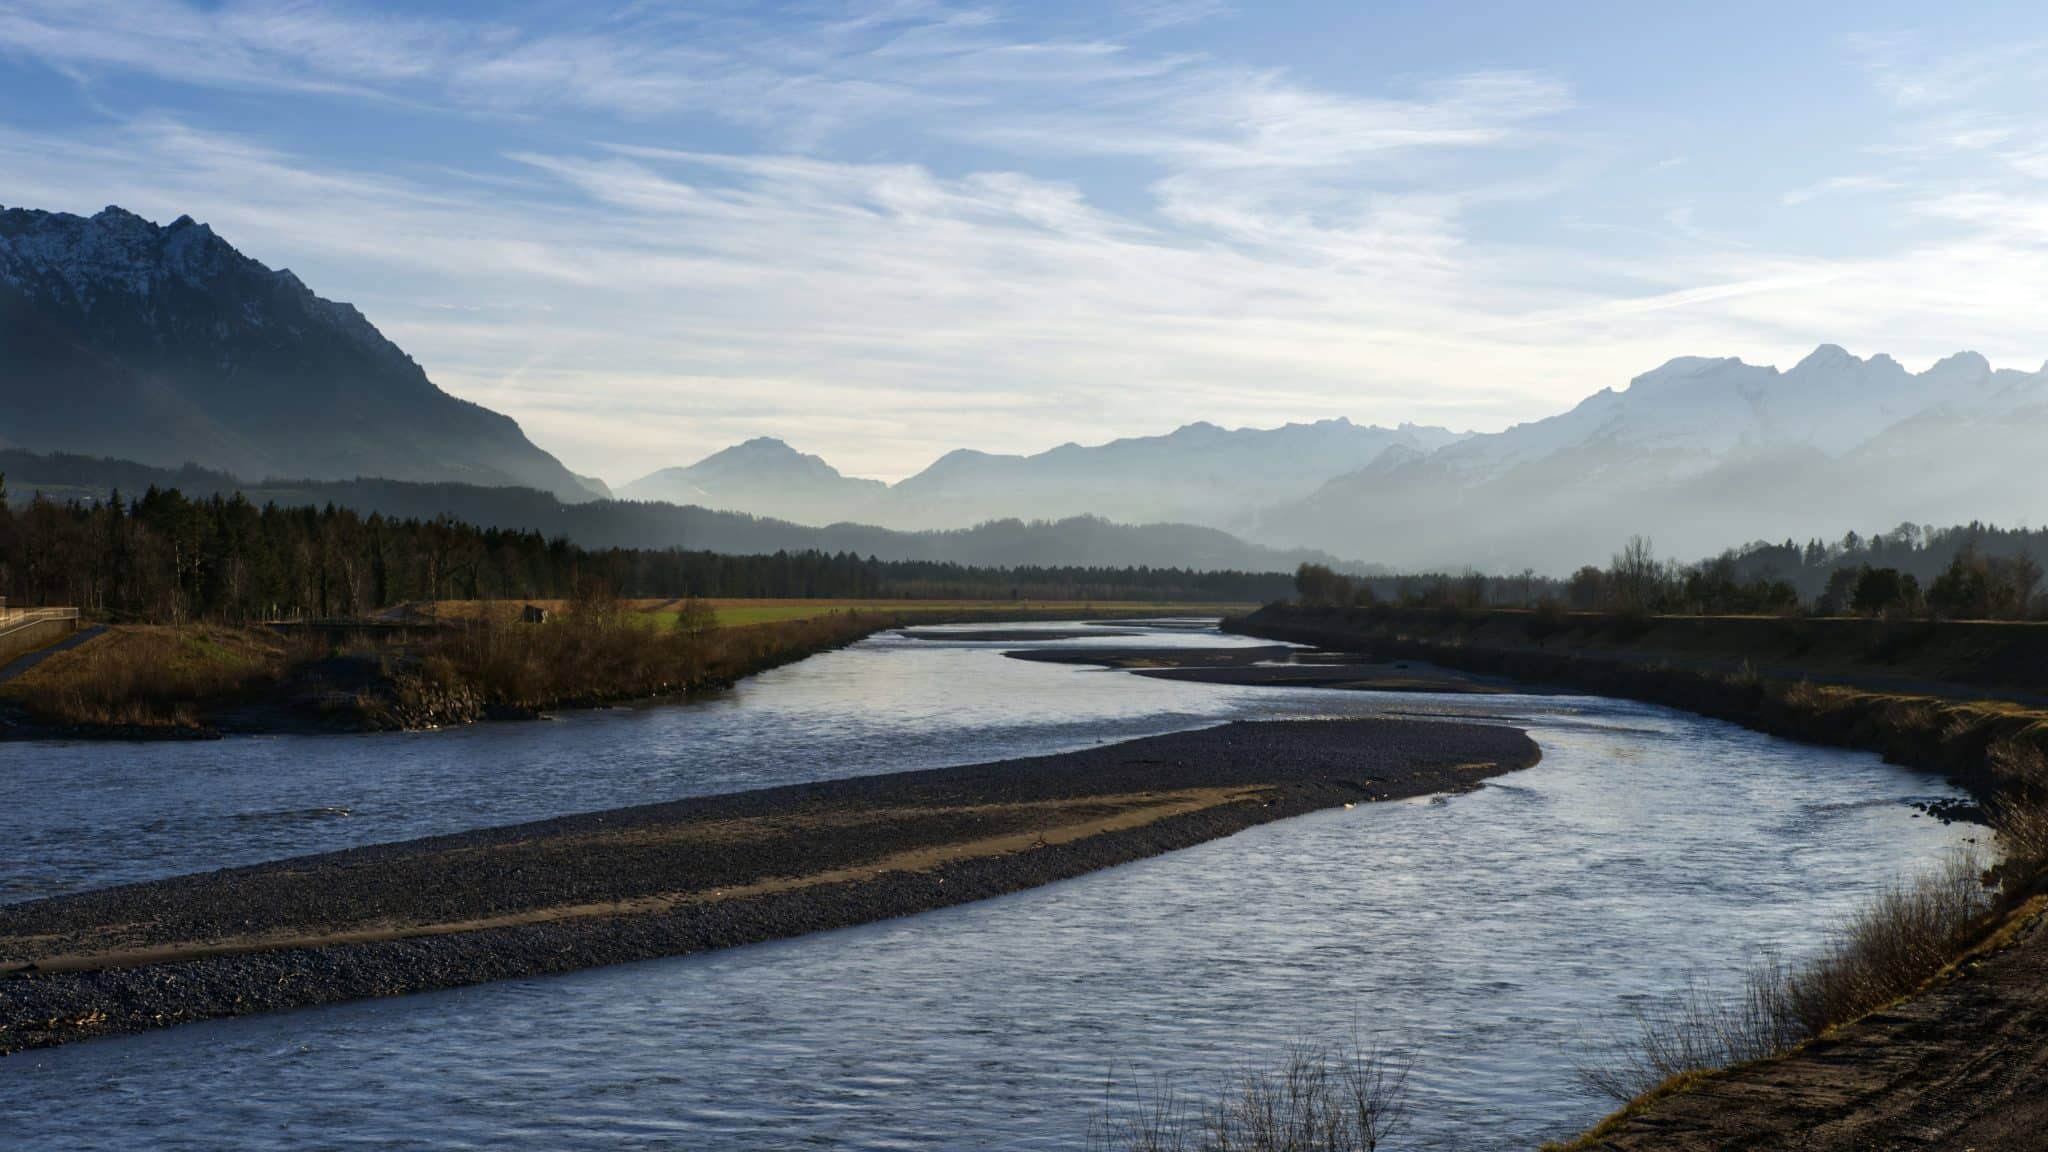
xmin=0 ymin=717 xmax=1538 ymax=1054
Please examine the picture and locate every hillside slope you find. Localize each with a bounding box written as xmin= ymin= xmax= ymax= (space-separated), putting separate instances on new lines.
xmin=0 ymin=205 xmax=597 ymax=502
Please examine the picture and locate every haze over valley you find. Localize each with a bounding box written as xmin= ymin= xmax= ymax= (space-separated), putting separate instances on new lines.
xmin=9 ymin=203 xmax=2047 ymax=576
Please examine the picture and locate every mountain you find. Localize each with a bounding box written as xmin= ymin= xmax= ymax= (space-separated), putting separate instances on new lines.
xmin=1253 ymin=345 xmax=2048 ymax=573
xmin=1 ymin=449 xmax=1351 ymax=573
xmin=620 ymin=437 xmax=885 ymax=523
xmin=629 ymin=419 xmax=1462 ymax=531
xmin=0 ymin=205 xmax=600 ymax=502
xmin=882 ymin=419 xmax=1462 ymax=532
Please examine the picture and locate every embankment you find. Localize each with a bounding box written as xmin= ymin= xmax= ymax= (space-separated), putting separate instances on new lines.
xmin=0 ymin=717 xmax=1539 ymax=1053
xmin=1236 ymin=604 xmax=2048 ymax=1151
xmin=1233 ymin=605 xmax=2048 ymax=806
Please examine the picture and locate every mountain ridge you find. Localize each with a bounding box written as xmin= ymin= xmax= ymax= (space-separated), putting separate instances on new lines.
xmin=1252 ymin=344 xmax=2048 ymax=572
xmin=0 ymin=448 xmax=1354 ymax=574
xmin=625 ymin=418 xmax=1466 ymax=533
xmin=0 ymin=204 xmax=598 ymax=502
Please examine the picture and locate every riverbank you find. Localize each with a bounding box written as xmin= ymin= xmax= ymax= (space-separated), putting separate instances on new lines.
xmin=1231 ymin=605 xmax=2048 ymax=806
xmin=0 ymin=603 xmax=1243 ymax=740
xmin=0 ymin=717 xmax=1538 ymax=1054
xmin=1005 ymin=643 xmax=1524 ymax=693
xmin=1569 ymin=889 xmax=2048 ymax=1152
xmin=1234 ymin=604 xmax=2048 ymax=1150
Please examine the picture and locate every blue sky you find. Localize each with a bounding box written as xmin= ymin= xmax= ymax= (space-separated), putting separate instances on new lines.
xmin=4 ymin=1 xmax=2047 ymax=483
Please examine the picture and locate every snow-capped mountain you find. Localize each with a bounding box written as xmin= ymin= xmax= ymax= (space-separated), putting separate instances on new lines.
xmin=1253 ymin=345 xmax=2048 ymax=572
xmin=621 ymin=437 xmax=887 ymax=524
xmin=0 ymin=205 xmax=599 ymax=501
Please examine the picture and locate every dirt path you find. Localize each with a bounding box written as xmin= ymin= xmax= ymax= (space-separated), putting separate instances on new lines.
xmin=1589 ymin=897 xmax=2048 ymax=1150
xmin=0 ymin=717 xmax=1539 ymax=1054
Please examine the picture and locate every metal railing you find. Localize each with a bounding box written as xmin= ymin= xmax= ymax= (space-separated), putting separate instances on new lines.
xmin=0 ymin=607 xmax=80 ymax=635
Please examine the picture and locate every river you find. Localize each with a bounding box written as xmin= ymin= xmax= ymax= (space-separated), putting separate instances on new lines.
xmin=0 ymin=621 xmax=1978 ymax=1149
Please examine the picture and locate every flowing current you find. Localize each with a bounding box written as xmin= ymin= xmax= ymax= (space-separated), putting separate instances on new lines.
xmin=0 ymin=622 xmax=1977 ymax=1149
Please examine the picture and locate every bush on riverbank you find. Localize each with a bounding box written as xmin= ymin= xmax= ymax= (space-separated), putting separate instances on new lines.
xmin=1092 ymin=1038 xmax=1410 ymax=1152
xmin=1577 ymin=850 xmax=1997 ymax=1109
xmin=410 ymin=599 xmax=896 ymax=711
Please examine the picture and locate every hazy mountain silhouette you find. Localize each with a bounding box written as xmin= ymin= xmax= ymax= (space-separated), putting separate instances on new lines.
xmin=621 ymin=437 xmax=886 ymax=523
xmin=1 ymin=449 xmax=1352 ymax=573
xmin=629 ymin=419 xmax=1463 ymax=531
xmin=1254 ymin=346 xmax=2048 ymax=572
xmin=0 ymin=205 xmax=599 ymax=502
xmin=7 ymin=204 xmax=2037 ymax=576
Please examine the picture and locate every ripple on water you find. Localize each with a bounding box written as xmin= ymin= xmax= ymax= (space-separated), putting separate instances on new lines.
xmin=0 ymin=623 xmax=1977 ymax=1150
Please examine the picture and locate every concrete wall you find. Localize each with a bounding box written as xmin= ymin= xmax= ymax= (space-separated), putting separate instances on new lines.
xmin=0 ymin=616 xmax=78 ymax=666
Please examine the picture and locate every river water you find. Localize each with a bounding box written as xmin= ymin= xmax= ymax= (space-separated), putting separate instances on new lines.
xmin=0 ymin=621 xmax=1978 ymax=1149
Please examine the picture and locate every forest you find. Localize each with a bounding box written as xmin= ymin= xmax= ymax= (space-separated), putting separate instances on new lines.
xmin=1295 ymin=524 xmax=2045 ymax=621
xmin=0 ymin=481 xmax=1294 ymax=621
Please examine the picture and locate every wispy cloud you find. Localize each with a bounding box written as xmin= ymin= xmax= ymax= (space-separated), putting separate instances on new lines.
xmin=1845 ymin=31 xmax=2043 ymax=109
xmin=1781 ymin=174 xmax=1897 ymax=205
xmin=6 ymin=4 xmax=2048 ymax=485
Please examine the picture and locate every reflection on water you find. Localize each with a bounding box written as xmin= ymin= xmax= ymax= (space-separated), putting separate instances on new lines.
xmin=0 ymin=621 xmax=1977 ymax=1149
xmin=2 ymin=620 xmax=1288 ymax=901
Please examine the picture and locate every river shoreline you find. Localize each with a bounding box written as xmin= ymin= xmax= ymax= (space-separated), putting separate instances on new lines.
xmin=1234 ymin=604 xmax=2048 ymax=1152
xmin=0 ymin=716 xmax=1539 ymax=1055
xmin=0 ymin=607 xmax=1225 ymax=742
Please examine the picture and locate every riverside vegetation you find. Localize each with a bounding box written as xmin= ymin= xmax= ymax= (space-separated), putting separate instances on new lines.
xmin=1229 ymin=600 xmax=2048 ymax=1150
xmin=0 ymin=596 xmax=1230 ymax=736
xmin=0 ymin=478 xmax=1273 ymax=735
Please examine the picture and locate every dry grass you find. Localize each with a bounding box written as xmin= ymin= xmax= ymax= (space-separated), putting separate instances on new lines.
xmin=406 ymin=597 xmax=1254 ymax=629
xmin=1571 ymin=850 xmax=1997 ymax=1113
xmin=5 ymin=597 xmax=1221 ymax=732
xmin=1 ymin=625 xmax=291 ymax=728
xmin=414 ymin=602 xmax=929 ymax=711
xmin=1092 ymin=1038 xmax=1410 ymax=1152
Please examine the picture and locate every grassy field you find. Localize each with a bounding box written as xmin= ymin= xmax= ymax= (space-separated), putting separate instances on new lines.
xmin=412 ymin=598 xmax=1255 ymax=630
xmin=2 ymin=599 xmax=1257 ymax=733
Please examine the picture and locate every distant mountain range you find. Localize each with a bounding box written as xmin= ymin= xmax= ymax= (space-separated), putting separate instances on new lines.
xmin=624 ymin=420 xmax=1463 ymax=532
xmin=1251 ymin=345 xmax=2048 ymax=572
xmin=0 ymin=450 xmax=1349 ymax=573
xmin=8 ymin=203 xmax=2047 ymax=575
xmin=0 ymin=205 xmax=600 ymax=502
xmin=635 ymin=345 xmax=2048 ymax=573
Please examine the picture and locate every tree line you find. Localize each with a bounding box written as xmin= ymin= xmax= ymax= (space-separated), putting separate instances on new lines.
xmin=1294 ymin=524 xmax=2044 ymax=621
xmin=0 ymin=481 xmax=1294 ymax=621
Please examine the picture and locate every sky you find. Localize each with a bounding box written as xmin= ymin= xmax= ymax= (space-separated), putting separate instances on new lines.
xmin=4 ymin=2 xmax=2048 ymax=485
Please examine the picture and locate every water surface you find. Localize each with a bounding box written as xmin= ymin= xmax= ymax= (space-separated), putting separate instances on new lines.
xmin=1 ymin=622 xmax=1977 ymax=1149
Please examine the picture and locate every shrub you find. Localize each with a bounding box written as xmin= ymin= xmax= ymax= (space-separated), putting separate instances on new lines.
xmin=1094 ymin=1038 xmax=1410 ymax=1152
xmin=1524 ymin=598 xmax=1570 ymax=647
xmin=1579 ymin=849 xmax=1994 ymax=1105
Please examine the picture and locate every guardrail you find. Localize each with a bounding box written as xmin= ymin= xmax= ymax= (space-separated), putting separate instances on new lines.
xmin=0 ymin=607 xmax=82 ymax=666
xmin=0 ymin=607 xmax=79 ymax=633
